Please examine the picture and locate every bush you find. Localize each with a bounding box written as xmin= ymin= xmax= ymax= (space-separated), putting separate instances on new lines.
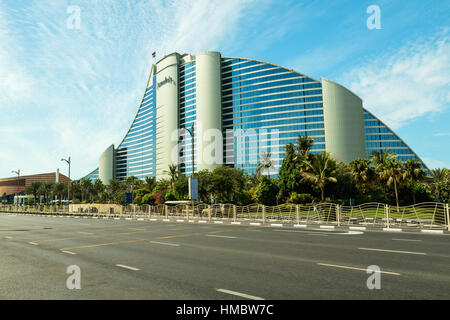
xmin=255 ymin=176 xmax=279 ymax=206
xmin=165 ymin=192 xmax=176 ymax=201
xmin=288 ymin=192 xmax=314 ymax=204
xmin=141 ymin=193 xmax=155 ymax=205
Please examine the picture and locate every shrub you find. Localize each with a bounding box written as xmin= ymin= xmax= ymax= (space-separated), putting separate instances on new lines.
xmin=288 ymin=192 xmax=314 ymax=204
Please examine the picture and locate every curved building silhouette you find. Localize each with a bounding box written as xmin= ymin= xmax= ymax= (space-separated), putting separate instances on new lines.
xmin=84 ymin=51 xmax=426 ymax=183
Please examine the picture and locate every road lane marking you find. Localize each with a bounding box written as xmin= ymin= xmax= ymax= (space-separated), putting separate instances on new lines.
xmin=358 ymin=247 xmax=427 ymax=255
xmin=150 ymin=241 xmax=180 ymax=247
xmin=270 ymin=223 xmax=283 ymax=227
xmin=349 ymin=226 xmax=366 ymax=231
xmin=29 ymin=242 xmax=39 ymax=245
xmin=294 ymin=224 xmax=307 ymax=228
xmin=250 ymin=223 xmax=261 ymax=226
xmin=4 ymin=236 xmax=12 ymax=239
xmin=383 ymin=228 xmax=402 ymax=232
xmin=320 ymin=225 xmax=335 ymax=229
xmin=77 ymin=232 xmax=94 ymax=235
xmin=199 ymin=220 xmax=207 ymax=223
xmin=116 ymin=264 xmax=140 ymax=271
xmin=231 ymin=222 xmax=241 ymax=225
xmin=61 ymin=250 xmax=76 ymax=255
xmin=214 ymin=221 xmax=224 ymax=224
xmin=59 ymin=229 xmax=239 ymax=251
xmin=392 ymin=238 xmax=422 ymax=242
xmin=421 ymin=230 xmax=444 ymax=234
xmin=216 ymin=289 xmax=264 ymax=300
xmin=317 ymin=263 xmax=400 ymax=275
xmin=206 ymin=235 xmax=237 ymax=239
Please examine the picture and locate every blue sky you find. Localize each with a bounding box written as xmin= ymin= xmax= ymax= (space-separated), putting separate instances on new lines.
xmin=0 ymin=0 xmax=449 ymax=179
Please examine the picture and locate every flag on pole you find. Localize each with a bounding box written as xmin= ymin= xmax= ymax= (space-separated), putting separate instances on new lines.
xmin=152 ymin=52 xmax=156 ymax=58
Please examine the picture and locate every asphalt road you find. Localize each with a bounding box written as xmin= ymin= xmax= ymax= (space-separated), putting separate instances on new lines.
xmin=0 ymin=213 xmax=449 ymax=299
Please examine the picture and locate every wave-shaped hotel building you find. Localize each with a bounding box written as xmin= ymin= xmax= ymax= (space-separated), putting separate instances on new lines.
xmin=84 ymin=51 xmax=425 ymax=184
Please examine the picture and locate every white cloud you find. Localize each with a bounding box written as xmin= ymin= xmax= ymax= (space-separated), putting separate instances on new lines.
xmin=421 ymin=157 xmax=450 ymax=170
xmin=434 ymin=132 xmax=450 ymax=137
xmin=0 ymin=0 xmax=268 ymax=179
xmin=340 ymin=29 xmax=450 ymax=130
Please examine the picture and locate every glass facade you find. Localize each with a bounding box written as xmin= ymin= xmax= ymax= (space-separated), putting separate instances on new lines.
xmin=178 ymin=62 xmax=197 ymax=176
xmin=221 ymin=57 xmax=325 ymax=175
xmin=114 ymin=78 xmax=157 ymax=180
xmin=83 ymin=52 xmax=427 ymax=182
xmin=363 ymin=109 xmax=420 ymax=162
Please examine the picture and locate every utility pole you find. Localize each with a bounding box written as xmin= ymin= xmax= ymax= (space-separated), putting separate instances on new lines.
xmin=183 ymin=125 xmax=195 ymax=217
xmin=11 ymin=169 xmax=20 ymax=205
xmin=61 ymin=157 xmax=71 ymax=204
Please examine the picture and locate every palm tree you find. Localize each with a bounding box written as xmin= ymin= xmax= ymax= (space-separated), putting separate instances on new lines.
xmin=349 ymin=158 xmax=374 ymax=195
xmin=295 ymin=135 xmax=314 ymax=159
xmin=69 ymin=180 xmax=81 ymax=202
xmin=370 ymin=150 xmax=395 ymax=196
xmin=164 ymin=164 xmax=179 ymax=191
xmin=144 ymin=176 xmax=156 ymax=193
xmin=256 ymin=152 xmax=273 ymax=177
xmin=301 ymin=152 xmax=337 ymax=201
xmin=52 ymin=182 xmax=66 ymax=204
xmin=80 ymin=177 xmax=93 ymax=202
xmin=377 ymin=156 xmax=406 ymax=211
xmin=430 ymin=168 xmax=447 ymax=202
xmin=404 ymin=159 xmax=427 ymax=204
xmin=26 ymin=181 xmax=42 ymax=203
xmin=93 ymin=179 xmax=105 ymax=201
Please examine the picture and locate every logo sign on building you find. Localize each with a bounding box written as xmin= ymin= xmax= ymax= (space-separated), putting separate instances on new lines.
xmin=125 ymin=192 xmax=133 ymax=205
xmin=189 ymin=178 xmax=198 ymax=200
xmin=157 ymin=76 xmax=174 ymax=88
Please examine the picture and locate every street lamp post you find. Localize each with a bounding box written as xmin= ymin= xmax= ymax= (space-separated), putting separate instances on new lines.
xmin=61 ymin=157 xmax=71 ymax=205
xmin=11 ymin=169 xmax=20 ymax=205
xmin=183 ymin=125 xmax=195 ymax=217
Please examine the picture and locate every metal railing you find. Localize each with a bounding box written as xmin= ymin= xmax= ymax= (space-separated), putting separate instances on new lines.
xmin=1 ymin=202 xmax=448 ymax=230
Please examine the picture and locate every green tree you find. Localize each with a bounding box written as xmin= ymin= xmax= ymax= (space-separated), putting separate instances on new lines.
xmin=430 ymin=168 xmax=449 ymax=203
xmin=377 ymin=155 xmax=406 ymax=211
xmin=301 ymin=152 xmax=337 ymax=202
xmin=349 ymin=158 xmax=375 ymax=196
xmin=164 ymin=164 xmax=180 ymax=191
xmin=404 ymin=159 xmax=427 ymax=204
xmin=194 ymin=170 xmax=214 ymax=203
xmin=52 ymin=182 xmax=66 ymax=203
xmin=255 ymin=175 xmax=279 ymax=205
xmin=144 ymin=176 xmax=156 ymax=193
xmin=93 ymin=179 xmax=105 ymax=201
xmin=256 ymin=152 xmax=273 ymax=177
xmin=80 ymin=177 xmax=93 ymax=203
xmin=25 ymin=181 xmax=42 ymax=202
xmin=295 ymin=135 xmax=314 ymax=159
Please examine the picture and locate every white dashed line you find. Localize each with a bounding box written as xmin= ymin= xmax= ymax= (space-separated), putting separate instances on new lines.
xmin=206 ymin=234 xmax=237 ymax=239
xmin=62 ymin=250 xmax=76 ymax=255
xmin=29 ymin=242 xmax=39 ymax=245
xmin=317 ymin=263 xmax=400 ymax=275
xmin=216 ymin=289 xmax=265 ymax=300
xmin=358 ymin=247 xmax=426 ymax=255
xmin=382 ymin=228 xmax=402 ymax=232
xmin=116 ymin=264 xmax=140 ymax=271
xmin=392 ymin=238 xmax=422 ymax=242
xmin=150 ymin=241 xmax=180 ymax=247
